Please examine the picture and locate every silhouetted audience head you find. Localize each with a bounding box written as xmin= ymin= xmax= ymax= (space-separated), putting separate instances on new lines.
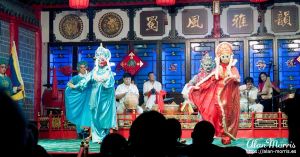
xmin=181 ymin=120 xmax=227 ymax=157
xmin=165 ymin=118 xmax=186 ymax=157
xmin=100 ymin=133 xmax=128 ymax=157
xmin=0 ymin=90 xmax=27 ymax=155
xmin=166 ymin=118 xmax=182 ymax=142
xmin=128 ymin=111 xmax=167 ymax=157
xmin=26 ymin=122 xmax=51 ymax=157
xmin=27 ymin=122 xmax=39 ymax=145
xmin=284 ymin=88 xmax=300 ymax=152
xmin=224 ymin=146 xmax=248 ymax=157
xmin=192 ymin=121 xmax=215 ymax=145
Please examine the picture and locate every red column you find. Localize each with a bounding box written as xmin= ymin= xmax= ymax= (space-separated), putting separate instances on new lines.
xmin=34 ymin=9 xmax=42 ymax=121
xmin=213 ymin=14 xmax=220 ymax=38
xmin=9 ymin=18 xmax=18 ymax=52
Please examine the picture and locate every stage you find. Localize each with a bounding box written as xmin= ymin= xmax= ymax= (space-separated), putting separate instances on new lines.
xmin=39 ymin=138 xmax=290 ymax=155
xmin=37 ymin=111 xmax=290 ymax=155
xmin=38 ymin=112 xmax=289 ymax=137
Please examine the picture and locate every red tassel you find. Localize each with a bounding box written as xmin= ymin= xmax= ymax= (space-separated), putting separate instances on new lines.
xmin=52 ymin=67 xmax=58 ymax=99
xmin=156 ymin=90 xmax=167 ymax=112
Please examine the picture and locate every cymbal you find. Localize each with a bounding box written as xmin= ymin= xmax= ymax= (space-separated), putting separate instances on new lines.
xmin=163 ymin=97 xmax=174 ymax=102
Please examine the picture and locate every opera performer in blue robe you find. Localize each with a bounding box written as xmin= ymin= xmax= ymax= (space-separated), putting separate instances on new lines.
xmin=70 ymin=44 xmax=117 ymax=143
xmin=65 ymin=61 xmax=92 ymax=133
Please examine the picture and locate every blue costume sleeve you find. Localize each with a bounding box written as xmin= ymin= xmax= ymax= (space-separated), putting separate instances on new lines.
xmin=74 ymin=72 xmax=92 ymax=91
xmin=65 ymin=75 xmax=92 ymax=133
xmin=103 ymin=71 xmax=115 ymax=88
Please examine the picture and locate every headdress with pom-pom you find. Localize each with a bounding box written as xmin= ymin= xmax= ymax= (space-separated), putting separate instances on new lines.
xmin=215 ymin=42 xmax=236 ymax=80
xmin=93 ymin=44 xmax=114 ymax=81
xmin=94 ymin=43 xmax=111 ymax=61
xmin=215 ymin=42 xmax=233 ymax=58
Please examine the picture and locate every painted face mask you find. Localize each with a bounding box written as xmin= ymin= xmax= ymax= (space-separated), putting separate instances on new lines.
xmin=94 ymin=44 xmax=111 ymax=68
xmin=200 ymin=53 xmax=215 ymax=73
xmin=99 ymin=58 xmax=107 ymax=67
xmin=220 ymin=54 xmax=231 ymax=64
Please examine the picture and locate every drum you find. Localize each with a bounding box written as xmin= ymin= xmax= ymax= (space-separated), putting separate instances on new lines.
xmin=42 ymin=89 xmax=65 ymax=115
xmin=124 ymin=93 xmax=139 ymax=109
xmin=153 ymin=104 xmax=159 ymax=111
xmin=164 ymin=104 xmax=179 ymax=115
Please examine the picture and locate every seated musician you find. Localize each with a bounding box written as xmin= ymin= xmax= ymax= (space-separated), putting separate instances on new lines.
xmin=143 ymin=72 xmax=162 ymax=111
xmin=257 ymin=72 xmax=280 ymax=112
xmin=239 ymin=77 xmax=263 ymax=113
xmin=115 ymin=73 xmax=143 ymax=114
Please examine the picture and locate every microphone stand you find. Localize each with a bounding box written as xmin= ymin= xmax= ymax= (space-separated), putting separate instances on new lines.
xmin=271 ymin=90 xmax=274 ymax=112
xmin=247 ymin=90 xmax=250 ymax=114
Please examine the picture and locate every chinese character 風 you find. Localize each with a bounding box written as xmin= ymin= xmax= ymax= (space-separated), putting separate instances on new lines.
xmin=186 ymin=15 xmax=203 ymax=28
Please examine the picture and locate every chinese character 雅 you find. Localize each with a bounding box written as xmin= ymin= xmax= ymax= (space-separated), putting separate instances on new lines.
xmin=232 ymin=13 xmax=248 ymax=29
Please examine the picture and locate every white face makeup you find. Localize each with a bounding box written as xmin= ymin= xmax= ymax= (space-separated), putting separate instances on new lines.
xmin=220 ymin=54 xmax=231 ymax=64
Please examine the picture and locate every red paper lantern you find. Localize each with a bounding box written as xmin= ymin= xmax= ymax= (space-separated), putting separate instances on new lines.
xmin=156 ymin=0 xmax=176 ymax=6
xmin=69 ymin=0 xmax=89 ymax=9
xmin=250 ymin=0 xmax=268 ymax=3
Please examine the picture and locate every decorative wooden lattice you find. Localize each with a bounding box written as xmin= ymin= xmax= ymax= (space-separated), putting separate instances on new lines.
xmin=38 ymin=112 xmax=288 ymax=131
xmin=162 ymin=43 xmax=185 ymax=92
xmin=239 ymin=112 xmax=288 ymax=129
xmin=249 ymin=39 xmax=274 ymax=86
xmin=278 ymin=39 xmax=300 ymax=90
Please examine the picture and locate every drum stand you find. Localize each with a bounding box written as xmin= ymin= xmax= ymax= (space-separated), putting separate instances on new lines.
xmin=246 ymin=91 xmax=250 ymax=113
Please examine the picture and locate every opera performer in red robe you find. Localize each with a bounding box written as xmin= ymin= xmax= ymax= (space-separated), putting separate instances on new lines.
xmin=188 ymin=42 xmax=240 ymax=144
xmin=181 ymin=53 xmax=215 ymax=114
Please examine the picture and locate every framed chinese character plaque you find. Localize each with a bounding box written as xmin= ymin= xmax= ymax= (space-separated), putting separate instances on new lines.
xmin=227 ymin=8 xmax=253 ymax=35
xmin=182 ymin=9 xmax=208 ymax=35
xmin=140 ymin=11 xmax=166 ymax=36
xmin=271 ymin=6 xmax=299 ymax=33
